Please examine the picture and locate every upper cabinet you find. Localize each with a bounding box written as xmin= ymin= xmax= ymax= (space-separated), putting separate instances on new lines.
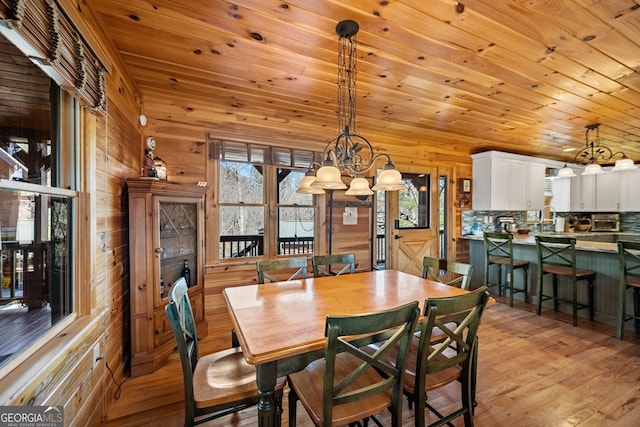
xmin=552 ymin=168 xmax=640 ymax=212
xmin=620 ymin=170 xmax=640 ymax=211
xmin=472 ymin=151 xmax=548 ymax=211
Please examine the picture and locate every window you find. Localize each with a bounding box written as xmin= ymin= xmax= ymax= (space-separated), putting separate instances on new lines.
xmin=216 ymin=141 xmax=317 ymax=260
xmin=397 ymin=173 xmax=431 ymax=229
xmin=218 ymin=161 xmax=265 ymax=258
xmin=0 ymin=38 xmax=79 ymax=368
xmin=276 ymin=168 xmax=314 ymax=255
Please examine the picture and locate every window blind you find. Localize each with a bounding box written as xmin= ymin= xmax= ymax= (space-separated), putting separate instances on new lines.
xmin=0 ymin=0 xmax=106 ymax=111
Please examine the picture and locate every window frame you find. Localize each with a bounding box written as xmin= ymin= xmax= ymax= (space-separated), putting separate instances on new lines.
xmin=212 ymin=140 xmax=320 ymax=263
xmin=0 ymin=86 xmax=83 ymax=374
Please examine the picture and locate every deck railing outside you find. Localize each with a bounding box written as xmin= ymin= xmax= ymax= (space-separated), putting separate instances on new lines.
xmin=220 ymin=234 xmax=387 ymax=266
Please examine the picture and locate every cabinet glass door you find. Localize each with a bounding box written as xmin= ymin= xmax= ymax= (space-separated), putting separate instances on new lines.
xmin=157 ymin=200 xmax=198 ymax=298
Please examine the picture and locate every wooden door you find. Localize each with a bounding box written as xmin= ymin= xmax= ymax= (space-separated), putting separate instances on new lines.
xmin=387 ymin=168 xmax=439 ymax=276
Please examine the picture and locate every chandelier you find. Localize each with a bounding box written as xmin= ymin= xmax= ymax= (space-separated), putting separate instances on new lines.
xmin=558 ymin=123 xmax=637 ymax=177
xmin=297 ymin=20 xmax=406 ymax=195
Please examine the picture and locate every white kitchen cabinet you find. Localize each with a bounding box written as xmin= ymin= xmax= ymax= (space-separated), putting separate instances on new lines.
xmin=595 ymin=171 xmax=619 ymax=211
xmin=619 ymin=169 xmax=640 ymax=211
xmin=472 ymin=151 xmax=546 ymax=211
xmin=551 ymin=176 xmax=571 ymax=211
xmin=575 ymin=174 xmax=596 ymax=211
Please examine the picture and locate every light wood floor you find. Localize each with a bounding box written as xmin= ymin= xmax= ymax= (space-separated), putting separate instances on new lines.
xmin=103 ymin=296 xmax=640 ymax=426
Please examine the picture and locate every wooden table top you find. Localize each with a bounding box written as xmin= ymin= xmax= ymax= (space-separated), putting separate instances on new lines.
xmin=223 ymin=269 xmax=468 ymax=365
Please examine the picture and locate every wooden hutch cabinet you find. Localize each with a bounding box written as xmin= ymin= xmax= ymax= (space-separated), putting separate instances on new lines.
xmin=127 ymin=179 xmax=208 ymax=376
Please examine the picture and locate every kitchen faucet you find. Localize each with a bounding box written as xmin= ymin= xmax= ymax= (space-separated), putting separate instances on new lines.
xmin=540 ymin=205 xmax=556 ymax=232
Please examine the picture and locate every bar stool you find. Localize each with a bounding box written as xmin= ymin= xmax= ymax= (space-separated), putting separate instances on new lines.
xmin=616 ymin=240 xmax=640 ymax=340
xmin=484 ymin=232 xmax=530 ymax=306
xmin=536 ymin=236 xmax=596 ymax=326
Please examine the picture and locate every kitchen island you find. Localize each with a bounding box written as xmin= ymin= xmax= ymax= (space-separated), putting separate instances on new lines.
xmin=465 ymin=232 xmax=640 ymax=329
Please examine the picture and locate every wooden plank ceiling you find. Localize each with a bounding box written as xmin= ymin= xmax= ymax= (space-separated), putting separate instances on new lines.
xmin=90 ymin=0 xmax=640 ymax=165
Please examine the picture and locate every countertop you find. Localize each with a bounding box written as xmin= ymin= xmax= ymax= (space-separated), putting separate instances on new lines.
xmin=461 ymin=232 xmax=640 ymax=254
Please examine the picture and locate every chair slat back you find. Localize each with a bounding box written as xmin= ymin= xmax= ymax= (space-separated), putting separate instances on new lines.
xmin=618 ymin=240 xmax=640 ymax=280
xmin=415 ymin=287 xmax=489 ymax=379
xmin=312 ymin=253 xmax=356 ymax=277
xmin=322 ymin=301 xmax=420 ymax=425
xmin=166 ymin=277 xmax=197 ymax=416
xmin=422 ymin=256 xmax=473 ymax=290
xmin=484 ymin=232 xmax=514 ymax=261
xmin=535 ymin=236 xmax=577 ymax=272
xmin=256 ymin=257 xmax=308 ymax=283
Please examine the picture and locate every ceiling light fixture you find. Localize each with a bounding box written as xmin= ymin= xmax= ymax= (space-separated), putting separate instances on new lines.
xmin=297 ymin=20 xmax=406 ymax=195
xmin=557 ymin=163 xmax=576 ymax=178
xmin=574 ymin=123 xmax=637 ymax=175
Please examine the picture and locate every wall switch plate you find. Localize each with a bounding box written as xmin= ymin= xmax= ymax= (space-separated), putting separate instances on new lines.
xmin=92 ymin=343 xmax=100 ymax=370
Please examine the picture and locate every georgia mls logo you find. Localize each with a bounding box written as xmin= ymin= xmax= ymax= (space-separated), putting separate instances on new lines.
xmin=0 ymin=405 xmax=64 ymax=427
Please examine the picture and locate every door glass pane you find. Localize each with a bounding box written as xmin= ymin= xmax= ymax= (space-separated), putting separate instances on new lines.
xmin=398 ymin=173 xmax=431 ymax=229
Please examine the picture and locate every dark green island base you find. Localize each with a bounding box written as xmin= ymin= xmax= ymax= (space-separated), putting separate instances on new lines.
xmin=465 ymin=232 xmax=640 ymax=329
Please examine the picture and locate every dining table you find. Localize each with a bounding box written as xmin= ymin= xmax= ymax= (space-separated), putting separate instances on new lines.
xmin=223 ymin=268 xmax=471 ymax=427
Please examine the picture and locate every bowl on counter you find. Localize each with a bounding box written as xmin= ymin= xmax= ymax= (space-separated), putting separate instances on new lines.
xmin=517 ymin=229 xmax=531 ymax=235
xmin=575 ymin=223 xmax=592 ymax=232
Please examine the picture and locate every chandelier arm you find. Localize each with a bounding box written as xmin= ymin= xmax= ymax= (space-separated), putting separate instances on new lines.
xmin=297 ymin=20 xmax=405 ymax=193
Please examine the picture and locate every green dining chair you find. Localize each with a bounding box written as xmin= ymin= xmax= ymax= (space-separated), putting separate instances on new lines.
xmin=256 ymin=257 xmax=308 ymax=284
xmin=406 ymin=287 xmax=489 ymax=427
xmin=422 ymin=256 xmax=473 ymax=290
xmin=166 ymin=278 xmax=285 ymax=426
xmin=617 ymin=240 xmax=640 ymax=340
xmin=311 ymin=253 xmax=356 ymax=277
xmin=287 ymin=301 xmax=420 ymax=427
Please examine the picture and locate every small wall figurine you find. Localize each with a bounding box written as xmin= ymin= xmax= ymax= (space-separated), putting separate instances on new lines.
xmin=142 ymin=136 xmax=157 ymax=177
xmin=142 ymin=149 xmax=156 ymax=177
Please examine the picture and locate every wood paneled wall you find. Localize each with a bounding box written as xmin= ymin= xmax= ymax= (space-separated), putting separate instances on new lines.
xmin=1 ymin=4 xmax=475 ymax=427
xmin=0 ymin=3 xmax=142 ymax=427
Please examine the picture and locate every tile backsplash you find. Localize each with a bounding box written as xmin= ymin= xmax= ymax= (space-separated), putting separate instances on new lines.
xmin=461 ymin=210 xmax=640 ymax=235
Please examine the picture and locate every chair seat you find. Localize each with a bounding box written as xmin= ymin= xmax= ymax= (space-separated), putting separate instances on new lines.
xmin=288 ymin=352 xmax=393 ymax=426
xmin=365 ymin=336 xmax=461 ymax=394
xmin=627 ymin=276 xmax=640 ymax=288
xmin=488 ymin=257 xmax=529 ymax=268
xmin=402 ymin=344 xmax=462 ymax=394
xmin=542 ymin=264 xmax=596 ymax=279
xmin=193 ymin=347 xmax=286 ymax=408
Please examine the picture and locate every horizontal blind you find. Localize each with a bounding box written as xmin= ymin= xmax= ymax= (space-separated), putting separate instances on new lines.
xmin=0 ymin=0 xmax=106 ymax=112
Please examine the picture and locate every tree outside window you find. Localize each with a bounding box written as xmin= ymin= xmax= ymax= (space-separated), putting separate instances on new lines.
xmin=216 ymin=142 xmax=317 ymax=260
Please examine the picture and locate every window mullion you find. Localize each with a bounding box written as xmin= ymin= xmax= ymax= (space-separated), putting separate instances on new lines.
xmin=265 ymin=165 xmax=277 ymax=258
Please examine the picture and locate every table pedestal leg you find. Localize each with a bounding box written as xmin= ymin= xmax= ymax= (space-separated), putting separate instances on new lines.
xmin=256 ymin=362 xmax=278 ymax=427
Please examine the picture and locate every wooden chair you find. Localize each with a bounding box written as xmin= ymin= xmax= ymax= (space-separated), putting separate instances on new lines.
xmin=166 ymin=278 xmax=285 ymax=426
xmin=484 ymin=232 xmax=530 ymax=306
xmin=311 ymin=253 xmax=356 ymax=277
xmin=406 ymin=287 xmax=489 ymax=427
xmin=536 ymin=236 xmax=596 ymax=327
xmin=422 ymin=256 xmax=473 ymax=290
xmin=287 ymin=301 xmax=420 ymax=427
xmin=617 ymin=240 xmax=640 ymax=340
xmin=256 ymin=257 xmax=308 ymax=284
